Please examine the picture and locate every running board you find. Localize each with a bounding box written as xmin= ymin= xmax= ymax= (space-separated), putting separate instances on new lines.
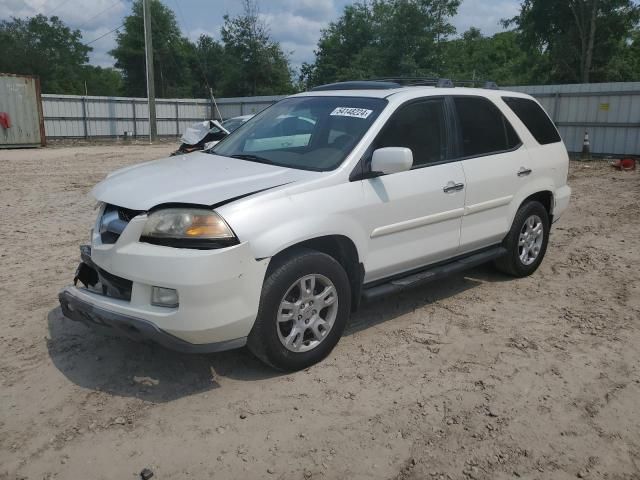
xmin=361 ymin=246 xmax=507 ymax=301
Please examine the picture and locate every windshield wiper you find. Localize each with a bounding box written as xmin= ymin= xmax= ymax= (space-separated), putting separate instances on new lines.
xmin=230 ymin=154 xmax=275 ymax=165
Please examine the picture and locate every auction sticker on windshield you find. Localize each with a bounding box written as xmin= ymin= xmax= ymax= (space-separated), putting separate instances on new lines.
xmin=330 ymin=107 xmax=373 ymax=119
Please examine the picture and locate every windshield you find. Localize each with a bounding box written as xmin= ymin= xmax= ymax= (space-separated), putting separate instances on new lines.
xmin=211 ymin=96 xmax=387 ymax=171
xmin=221 ymin=117 xmax=248 ymax=132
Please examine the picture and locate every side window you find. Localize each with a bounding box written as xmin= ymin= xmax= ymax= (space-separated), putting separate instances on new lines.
xmin=453 ymin=96 xmax=520 ymax=158
xmin=376 ymin=99 xmax=447 ymax=167
xmin=502 ymin=97 xmax=561 ymax=145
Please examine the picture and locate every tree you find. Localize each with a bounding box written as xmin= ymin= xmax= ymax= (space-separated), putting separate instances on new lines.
xmin=508 ymin=0 xmax=640 ymax=83
xmin=219 ymin=0 xmax=294 ymax=96
xmin=300 ymin=3 xmax=376 ymax=87
xmin=191 ymin=34 xmax=226 ymax=98
xmin=81 ymin=66 xmax=124 ymax=96
xmin=110 ymin=0 xmax=197 ymax=97
xmin=606 ymin=27 xmax=640 ymax=80
xmin=0 ymin=14 xmax=90 ymax=93
xmin=441 ymin=29 xmax=541 ymax=85
xmin=300 ymin=0 xmax=460 ymax=88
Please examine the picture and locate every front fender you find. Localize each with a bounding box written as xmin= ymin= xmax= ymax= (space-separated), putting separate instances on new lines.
xmin=219 ymin=181 xmax=370 ymax=262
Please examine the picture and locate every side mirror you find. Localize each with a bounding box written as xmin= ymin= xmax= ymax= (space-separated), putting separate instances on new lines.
xmin=370 ymin=147 xmax=413 ymax=176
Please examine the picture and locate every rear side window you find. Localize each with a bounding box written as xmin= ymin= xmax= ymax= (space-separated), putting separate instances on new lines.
xmin=453 ymin=96 xmax=520 ymax=158
xmin=376 ymin=99 xmax=448 ymax=167
xmin=502 ymin=97 xmax=561 ymax=145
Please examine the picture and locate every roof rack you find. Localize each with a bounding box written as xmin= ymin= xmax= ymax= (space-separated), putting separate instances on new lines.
xmin=373 ymin=77 xmax=454 ymax=88
xmin=310 ymin=77 xmax=499 ymax=92
xmin=310 ymin=81 xmax=401 ymax=91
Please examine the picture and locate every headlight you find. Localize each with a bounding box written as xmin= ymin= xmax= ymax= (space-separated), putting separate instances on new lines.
xmin=141 ymin=208 xmax=238 ymax=249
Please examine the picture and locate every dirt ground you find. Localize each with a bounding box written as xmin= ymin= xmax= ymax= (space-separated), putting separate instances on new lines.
xmin=1 ymin=144 xmax=639 ymax=480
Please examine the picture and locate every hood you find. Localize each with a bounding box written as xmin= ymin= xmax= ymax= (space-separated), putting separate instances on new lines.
xmin=92 ymin=151 xmax=318 ymax=211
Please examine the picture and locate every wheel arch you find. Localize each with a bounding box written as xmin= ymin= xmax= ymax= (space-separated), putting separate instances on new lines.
xmin=508 ymin=182 xmax=556 ymax=230
xmin=520 ymin=190 xmax=554 ymax=223
xmin=269 ymin=235 xmax=364 ymax=312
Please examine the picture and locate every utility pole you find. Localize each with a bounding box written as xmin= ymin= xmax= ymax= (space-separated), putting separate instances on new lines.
xmin=142 ymin=0 xmax=157 ymax=142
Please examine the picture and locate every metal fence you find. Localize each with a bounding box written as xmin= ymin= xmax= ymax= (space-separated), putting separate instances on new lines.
xmin=41 ymin=82 xmax=640 ymax=156
xmin=506 ymin=82 xmax=640 ymax=156
xmin=42 ymin=94 xmax=284 ymax=139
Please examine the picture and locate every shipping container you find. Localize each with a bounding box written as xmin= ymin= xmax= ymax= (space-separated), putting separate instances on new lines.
xmin=0 ymin=73 xmax=45 ymax=148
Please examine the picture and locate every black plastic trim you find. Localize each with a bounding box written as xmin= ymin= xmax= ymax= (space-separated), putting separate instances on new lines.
xmin=139 ymin=236 xmax=239 ymax=250
xmin=362 ymin=245 xmax=507 ymax=301
xmin=58 ymin=289 xmax=247 ymax=354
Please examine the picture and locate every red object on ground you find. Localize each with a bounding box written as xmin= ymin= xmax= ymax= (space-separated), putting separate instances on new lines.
xmin=620 ymin=158 xmax=636 ymax=170
xmin=612 ymin=158 xmax=637 ymax=171
xmin=0 ymin=112 xmax=10 ymax=129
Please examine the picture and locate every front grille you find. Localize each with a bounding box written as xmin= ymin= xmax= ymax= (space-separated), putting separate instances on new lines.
xmin=100 ymin=204 xmax=143 ymax=244
xmin=117 ymin=206 xmax=140 ymax=222
xmin=75 ymin=245 xmax=133 ymax=301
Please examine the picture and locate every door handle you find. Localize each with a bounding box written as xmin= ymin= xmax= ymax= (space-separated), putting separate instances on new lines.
xmin=443 ymin=182 xmax=465 ymax=193
xmin=517 ymin=167 xmax=532 ymax=177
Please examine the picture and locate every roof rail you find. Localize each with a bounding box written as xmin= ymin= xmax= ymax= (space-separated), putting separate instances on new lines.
xmin=373 ymin=77 xmax=455 ymax=88
xmin=309 ymin=78 xmax=499 ymax=92
xmin=310 ymin=81 xmax=401 ymax=91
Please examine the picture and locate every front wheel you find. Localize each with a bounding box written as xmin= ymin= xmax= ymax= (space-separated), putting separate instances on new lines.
xmin=247 ymin=248 xmax=351 ymax=371
xmin=495 ymin=201 xmax=550 ymax=277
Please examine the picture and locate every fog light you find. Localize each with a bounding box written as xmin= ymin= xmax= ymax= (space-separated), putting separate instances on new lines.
xmin=151 ymin=287 xmax=179 ymax=308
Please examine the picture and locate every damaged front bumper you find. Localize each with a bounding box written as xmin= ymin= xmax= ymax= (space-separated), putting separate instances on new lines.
xmin=59 ymin=287 xmax=246 ymax=353
xmin=57 ymin=214 xmax=269 ymax=352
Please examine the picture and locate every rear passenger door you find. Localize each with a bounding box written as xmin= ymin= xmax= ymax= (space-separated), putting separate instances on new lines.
xmin=451 ymin=96 xmax=529 ymax=253
xmin=357 ymin=98 xmax=467 ymax=282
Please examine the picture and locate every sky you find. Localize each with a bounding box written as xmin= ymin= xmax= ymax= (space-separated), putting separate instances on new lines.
xmin=1 ymin=0 xmax=521 ymax=71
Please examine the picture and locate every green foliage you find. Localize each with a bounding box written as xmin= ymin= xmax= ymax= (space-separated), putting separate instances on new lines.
xmin=441 ymin=29 xmax=545 ymax=85
xmin=191 ymin=34 xmax=226 ymax=98
xmin=81 ymin=66 xmax=124 ymax=96
xmin=3 ymin=0 xmax=638 ymax=99
xmin=0 ymin=14 xmax=88 ymax=93
xmin=218 ymin=0 xmax=294 ymax=96
xmin=110 ymin=0 xmax=293 ymax=97
xmin=606 ymin=28 xmax=640 ymax=81
xmin=508 ymin=0 xmax=640 ymax=82
xmin=110 ymin=0 xmax=197 ymax=97
xmin=301 ymin=0 xmax=461 ymax=88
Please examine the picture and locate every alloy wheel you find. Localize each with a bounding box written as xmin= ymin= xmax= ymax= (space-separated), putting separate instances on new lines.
xmin=276 ymin=274 xmax=339 ymax=353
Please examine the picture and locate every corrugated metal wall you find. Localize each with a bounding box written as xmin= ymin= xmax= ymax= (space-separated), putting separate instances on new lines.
xmin=0 ymin=74 xmax=45 ymax=148
xmin=506 ymin=82 xmax=640 ymax=156
xmin=42 ymin=94 xmax=284 ymax=139
xmin=40 ymin=83 xmax=639 ymax=156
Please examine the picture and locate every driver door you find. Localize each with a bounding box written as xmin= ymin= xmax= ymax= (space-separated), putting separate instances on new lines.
xmin=354 ymin=98 xmax=466 ymax=283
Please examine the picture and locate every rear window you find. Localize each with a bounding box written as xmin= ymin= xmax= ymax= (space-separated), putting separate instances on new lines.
xmin=453 ymin=96 xmax=521 ymax=158
xmin=502 ymin=97 xmax=561 ymax=145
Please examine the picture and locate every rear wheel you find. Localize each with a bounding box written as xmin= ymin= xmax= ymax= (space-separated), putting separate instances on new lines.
xmin=247 ymin=248 xmax=351 ymax=371
xmin=495 ymin=201 xmax=550 ymax=277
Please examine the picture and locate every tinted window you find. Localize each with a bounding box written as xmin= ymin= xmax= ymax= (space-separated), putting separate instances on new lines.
xmin=503 ymin=96 xmax=561 ymax=145
xmin=453 ymin=97 xmax=520 ymax=158
xmin=376 ymin=99 xmax=447 ymax=167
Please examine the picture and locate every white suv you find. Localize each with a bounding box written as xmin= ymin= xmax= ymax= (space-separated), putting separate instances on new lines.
xmin=59 ymin=80 xmax=571 ymax=371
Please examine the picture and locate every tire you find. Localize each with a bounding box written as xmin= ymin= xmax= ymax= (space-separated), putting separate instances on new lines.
xmin=494 ymin=201 xmax=550 ymax=277
xmin=247 ymin=248 xmax=351 ymax=371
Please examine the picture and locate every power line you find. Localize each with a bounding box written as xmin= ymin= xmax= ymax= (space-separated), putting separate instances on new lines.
xmin=76 ymin=0 xmax=122 ymax=31
xmin=171 ymin=0 xmax=214 ymax=96
xmin=45 ymin=0 xmax=73 ymax=16
xmin=85 ymin=22 xmax=124 ymax=46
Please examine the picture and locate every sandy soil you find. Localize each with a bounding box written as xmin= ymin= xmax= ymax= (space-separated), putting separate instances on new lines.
xmin=0 ymin=145 xmax=639 ymax=480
